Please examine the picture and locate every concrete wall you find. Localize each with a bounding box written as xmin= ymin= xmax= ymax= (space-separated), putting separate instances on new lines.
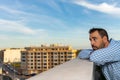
xmin=27 ymin=58 xmax=93 ymax=80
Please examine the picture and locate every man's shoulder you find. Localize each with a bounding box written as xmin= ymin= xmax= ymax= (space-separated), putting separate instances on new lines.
xmin=109 ymin=39 xmax=120 ymax=48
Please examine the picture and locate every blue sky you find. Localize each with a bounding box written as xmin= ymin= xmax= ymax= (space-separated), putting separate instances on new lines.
xmin=0 ymin=0 xmax=120 ymax=49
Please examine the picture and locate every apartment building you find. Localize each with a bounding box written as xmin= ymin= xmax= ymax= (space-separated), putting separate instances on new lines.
xmin=21 ymin=44 xmax=77 ymax=74
xmin=3 ymin=48 xmax=25 ymax=63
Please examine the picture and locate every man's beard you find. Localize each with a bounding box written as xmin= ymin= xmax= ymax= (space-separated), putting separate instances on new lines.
xmin=92 ymin=41 xmax=105 ymax=50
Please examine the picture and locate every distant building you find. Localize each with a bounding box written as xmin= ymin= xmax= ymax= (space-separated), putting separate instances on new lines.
xmin=0 ymin=49 xmax=4 ymax=62
xmin=3 ymin=48 xmax=25 ymax=63
xmin=21 ymin=44 xmax=77 ymax=74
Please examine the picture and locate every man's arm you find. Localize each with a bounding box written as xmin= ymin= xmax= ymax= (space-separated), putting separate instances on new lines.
xmin=78 ymin=49 xmax=93 ymax=59
xmin=90 ymin=40 xmax=120 ymax=65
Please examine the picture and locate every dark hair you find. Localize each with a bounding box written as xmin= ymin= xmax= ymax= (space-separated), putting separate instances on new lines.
xmin=89 ymin=28 xmax=109 ymax=40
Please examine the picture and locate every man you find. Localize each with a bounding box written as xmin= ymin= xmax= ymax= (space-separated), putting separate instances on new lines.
xmin=78 ymin=28 xmax=120 ymax=80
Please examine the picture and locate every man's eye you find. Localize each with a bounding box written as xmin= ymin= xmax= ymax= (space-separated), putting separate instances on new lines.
xmin=93 ymin=38 xmax=97 ymax=41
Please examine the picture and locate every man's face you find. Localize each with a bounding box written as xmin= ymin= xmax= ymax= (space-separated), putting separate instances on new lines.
xmin=89 ymin=31 xmax=105 ymax=50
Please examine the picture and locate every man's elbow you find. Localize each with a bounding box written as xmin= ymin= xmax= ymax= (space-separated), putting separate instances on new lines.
xmin=90 ymin=56 xmax=104 ymax=65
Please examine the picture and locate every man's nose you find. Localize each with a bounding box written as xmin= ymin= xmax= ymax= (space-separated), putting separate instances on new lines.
xmin=91 ymin=41 xmax=95 ymax=45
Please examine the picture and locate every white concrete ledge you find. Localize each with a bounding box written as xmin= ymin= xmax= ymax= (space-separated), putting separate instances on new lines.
xmin=27 ymin=58 xmax=93 ymax=80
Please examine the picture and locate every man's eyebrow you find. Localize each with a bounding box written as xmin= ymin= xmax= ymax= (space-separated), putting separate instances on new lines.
xmin=92 ymin=37 xmax=97 ymax=38
xmin=89 ymin=37 xmax=97 ymax=40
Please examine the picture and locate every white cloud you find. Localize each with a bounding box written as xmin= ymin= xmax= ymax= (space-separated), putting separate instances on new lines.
xmin=0 ymin=19 xmax=36 ymax=35
xmin=47 ymin=0 xmax=63 ymax=13
xmin=37 ymin=0 xmax=63 ymax=14
xmin=0 ymin=5 xmax=25 ymax=15
xmin=73 ymin=0 xmax=120 ymax=16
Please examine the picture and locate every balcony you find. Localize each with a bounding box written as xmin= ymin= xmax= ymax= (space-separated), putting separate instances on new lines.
xmin=27 ymin=58 xmax=93 ymax=80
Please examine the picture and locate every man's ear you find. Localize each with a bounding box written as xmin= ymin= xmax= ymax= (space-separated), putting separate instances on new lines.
xmin=103 ymin=36 xmax=108 ymax=42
